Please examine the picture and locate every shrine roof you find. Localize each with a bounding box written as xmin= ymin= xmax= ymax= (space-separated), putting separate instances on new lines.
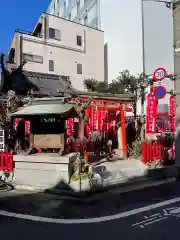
xmin=11 ymin=103 xmax=76 ymax=117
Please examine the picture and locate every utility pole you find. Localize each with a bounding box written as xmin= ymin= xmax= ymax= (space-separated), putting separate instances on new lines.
xmin=141 ymin=0 xmax=146 ymax=116
xmin=141 ymin=0 xmax=180 ymax=116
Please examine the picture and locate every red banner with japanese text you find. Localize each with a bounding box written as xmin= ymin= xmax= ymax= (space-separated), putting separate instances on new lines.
xmin=98 ymin=109 xmax=106 ymax=131
xmin=25 ymin=121 xmax=30 ymax=136
xmin=146 ymin=94 xmax=157 ymax=134
xmin=66 ymin=118 xmax=74 ymax=136
xmin=90 ymin=107 xmax=99 ymax=131
xmin=169 ymin=95 xmax=175 ymax=134
xmin=14 ymin=118 xmax=22 ymax=131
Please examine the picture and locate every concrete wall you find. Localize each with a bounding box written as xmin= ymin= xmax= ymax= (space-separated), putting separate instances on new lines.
xmin=10 ymin=13 xmax=104 ymax=91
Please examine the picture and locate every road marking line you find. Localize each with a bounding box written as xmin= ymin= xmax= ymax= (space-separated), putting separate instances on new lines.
xmin=143 ymin=217 xmax=168 ymax=226
xmin=170 ymin=207 xmax=180 ymax=214
xmin=132 ymin=216 xmax=159 ymax=226
xmin=0 ymin=195 xmax=180 ymax=224
xmin=144 ymin=213 xmax=161 ymax=219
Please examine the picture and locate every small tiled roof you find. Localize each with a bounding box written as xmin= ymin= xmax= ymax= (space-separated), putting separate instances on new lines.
xmin=11 ymin=103 xmax=74 ymax=116
xmin=1 ymin=69 xmax=73 ymax=96
xmin=23 ymin=71 xmax=73 ymax=96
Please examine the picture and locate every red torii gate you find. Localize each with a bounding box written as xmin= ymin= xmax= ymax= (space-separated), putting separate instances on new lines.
xmin=67 ymin=97 xmax=134 ymax=158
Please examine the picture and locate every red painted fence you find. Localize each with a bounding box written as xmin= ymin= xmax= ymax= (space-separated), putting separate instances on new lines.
xmin=142 ymin=141 xmax=165 ymax=164
xmin=0 ymin=151 xmax=14 ymax=172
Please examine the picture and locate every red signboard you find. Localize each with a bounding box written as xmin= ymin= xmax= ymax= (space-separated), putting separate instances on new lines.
xmin=146 ymin=94 xmax=157 ymax=134
xmin=169 ymin=96 xmax=175 ymax=133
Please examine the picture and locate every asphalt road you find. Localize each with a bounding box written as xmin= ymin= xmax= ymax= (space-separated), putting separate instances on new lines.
xmin=0 ymin=181 xmax=180 ymax=240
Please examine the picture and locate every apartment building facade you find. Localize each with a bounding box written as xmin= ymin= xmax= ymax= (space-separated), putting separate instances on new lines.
xmin=47 ymin=0 xmax=143 ymax=81
xmin=8 ymin=12 xmax=104 ymax=91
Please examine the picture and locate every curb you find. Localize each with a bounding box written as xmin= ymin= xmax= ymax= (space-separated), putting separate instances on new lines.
xmin=14 ymin=184 xmax=45 ymax=192
xmin=45 ymin=177 xmax=176 ymax=199
xmin=14 ymin=166 xmax=178 ymax=197
xmin=44 ymin=177 xmax=176 ymax=203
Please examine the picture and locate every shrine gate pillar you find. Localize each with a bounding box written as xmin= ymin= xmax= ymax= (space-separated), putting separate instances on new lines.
xmin=118 ymin=104 xmax=127 ymax=158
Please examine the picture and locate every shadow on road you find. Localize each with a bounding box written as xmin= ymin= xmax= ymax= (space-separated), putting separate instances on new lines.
xmin=0 ymin=176 xmax=179 ymax=219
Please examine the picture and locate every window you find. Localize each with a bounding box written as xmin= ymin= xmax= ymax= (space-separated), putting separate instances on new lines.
xmin=77 ymin=63 xmax=82 ymax=74
xmin=49 ymin=28 xmax=61 ymax=40
xmin=23 ymin=54 xmax=43 ymax=63
xmin=77 ymin=35 xmax=82 ymax=46
xmin=49 ymin=60 xmax=54 ymax=71
xmin=8 ymin=48 xmax=15 ymax=63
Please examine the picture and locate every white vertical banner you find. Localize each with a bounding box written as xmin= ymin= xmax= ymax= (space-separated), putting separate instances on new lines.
xmin=0 ymin=128 xmax=5 ymax=151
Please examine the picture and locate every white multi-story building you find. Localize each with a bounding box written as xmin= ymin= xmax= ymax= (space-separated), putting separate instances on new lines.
xmin=8 ymin=12 xmax=104 ymax=91
xmin=47 ymin=0 xmax=143 ymax=81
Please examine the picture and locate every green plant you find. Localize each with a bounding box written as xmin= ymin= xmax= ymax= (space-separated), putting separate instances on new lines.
xmin=71 ymin=172 xmax=91 ymax=181
xmin=130 ymin=140 xmax=142 ymax=158
xmin=83 ymin=78 xmax=98 ymax=91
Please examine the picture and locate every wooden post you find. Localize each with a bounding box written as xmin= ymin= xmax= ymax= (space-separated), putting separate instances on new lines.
xmin=120 ymin=104 xmax=127 ymax=158
xmin=85 ymin=108 xmax=89 ymax=137
xmin=78 ymin=118 xmax=84 ymax=140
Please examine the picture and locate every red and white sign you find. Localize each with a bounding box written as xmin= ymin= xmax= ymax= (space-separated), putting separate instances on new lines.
xmin=146 ymin=94 xmax=157 ymax=134
xmin=169 ymin=95 xmax=175 ymax=133
xmin=153 ymin=67 xmax=166 ymax=81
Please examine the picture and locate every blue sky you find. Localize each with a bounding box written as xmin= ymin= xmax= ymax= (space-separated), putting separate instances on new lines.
xmin=0 ymin=0 xmax=49 ymax=54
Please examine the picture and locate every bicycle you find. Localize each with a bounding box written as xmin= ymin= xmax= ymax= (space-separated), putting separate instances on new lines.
xmin=0 ymin=171 xmax=14 ymax=191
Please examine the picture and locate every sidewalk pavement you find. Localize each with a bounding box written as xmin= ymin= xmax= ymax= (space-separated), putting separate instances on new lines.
xmin=47 ymin=159 xmax=177 ymax=195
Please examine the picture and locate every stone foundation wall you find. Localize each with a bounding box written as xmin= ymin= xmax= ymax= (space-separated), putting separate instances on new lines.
xmin=12 ymin=153 xmax=77 ymax=189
